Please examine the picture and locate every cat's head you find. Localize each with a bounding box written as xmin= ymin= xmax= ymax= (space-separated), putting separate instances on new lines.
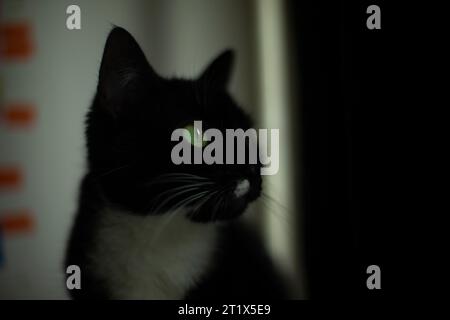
xmin=87 ymin=27 xmax=261 ymax=222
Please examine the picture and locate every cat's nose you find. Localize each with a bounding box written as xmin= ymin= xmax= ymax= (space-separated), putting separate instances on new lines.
xmin=234 ymin=179 xmax=250 ymax=198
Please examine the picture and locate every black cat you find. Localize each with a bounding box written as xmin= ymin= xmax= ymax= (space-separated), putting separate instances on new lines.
xmin=65 ymin=27 xmax=287 ymax=299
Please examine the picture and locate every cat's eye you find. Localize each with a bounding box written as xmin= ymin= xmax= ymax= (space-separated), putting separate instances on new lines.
xmin=183 ymin=124 xmax=208 ymax=148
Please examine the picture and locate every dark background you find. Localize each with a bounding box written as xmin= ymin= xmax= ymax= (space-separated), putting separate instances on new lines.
xmin=290 ymin=0 xmax=395 ymax=298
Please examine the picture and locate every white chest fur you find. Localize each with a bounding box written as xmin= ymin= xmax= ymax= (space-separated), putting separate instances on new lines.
xmin=90 ymin=208 xmax=217 ymax=299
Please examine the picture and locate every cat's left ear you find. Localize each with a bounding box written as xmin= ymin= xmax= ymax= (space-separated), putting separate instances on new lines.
xmin=97 ymin=27 xmax=158 ymax=115
xmin=198 ymin=49 xmax=235 ymax=90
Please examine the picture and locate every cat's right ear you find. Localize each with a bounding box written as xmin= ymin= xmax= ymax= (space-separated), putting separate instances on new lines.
xmin=97 ymin=27 xmax=158 ymax=116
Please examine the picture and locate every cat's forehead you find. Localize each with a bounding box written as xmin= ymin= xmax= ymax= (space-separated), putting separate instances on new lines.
xmin=157 ymin=79 xmax=236 ymax=114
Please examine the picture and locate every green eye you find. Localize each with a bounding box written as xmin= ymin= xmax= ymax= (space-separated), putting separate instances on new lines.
xmin=183 ymin=124 xmax=208 ymax=147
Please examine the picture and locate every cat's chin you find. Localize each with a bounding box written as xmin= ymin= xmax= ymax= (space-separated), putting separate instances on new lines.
xmin=185 ymin=196 xmax=251 ymax=223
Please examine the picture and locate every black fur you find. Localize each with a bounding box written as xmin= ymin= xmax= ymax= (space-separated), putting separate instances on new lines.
xmin=65 ymin=27 xmax=287 ymax=299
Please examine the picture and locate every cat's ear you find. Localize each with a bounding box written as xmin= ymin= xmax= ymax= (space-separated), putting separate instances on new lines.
xmin=198 ymin=49 xmax=235 ymax=90
xmin=97 ymin=27 xmax=157 ymax=115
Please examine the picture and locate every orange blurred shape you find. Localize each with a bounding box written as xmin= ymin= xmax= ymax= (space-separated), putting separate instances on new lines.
xmin=0 ymin=167 xmax=22 ymax=189
xmin=1 ymin=103 xmax=36 ymax=127
xmin=0 ymin=210 xmax=34 ymax=234
xmin=0 ymin=22 xmax=34 ymax=59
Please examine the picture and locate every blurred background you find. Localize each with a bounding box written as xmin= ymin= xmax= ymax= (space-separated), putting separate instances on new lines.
xmin=0 ymin=0 xmax=388 ymax=299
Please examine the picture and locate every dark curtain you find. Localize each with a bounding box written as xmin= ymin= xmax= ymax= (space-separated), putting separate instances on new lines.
xmin=289 ymin=0 xmax=392 ymax=298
